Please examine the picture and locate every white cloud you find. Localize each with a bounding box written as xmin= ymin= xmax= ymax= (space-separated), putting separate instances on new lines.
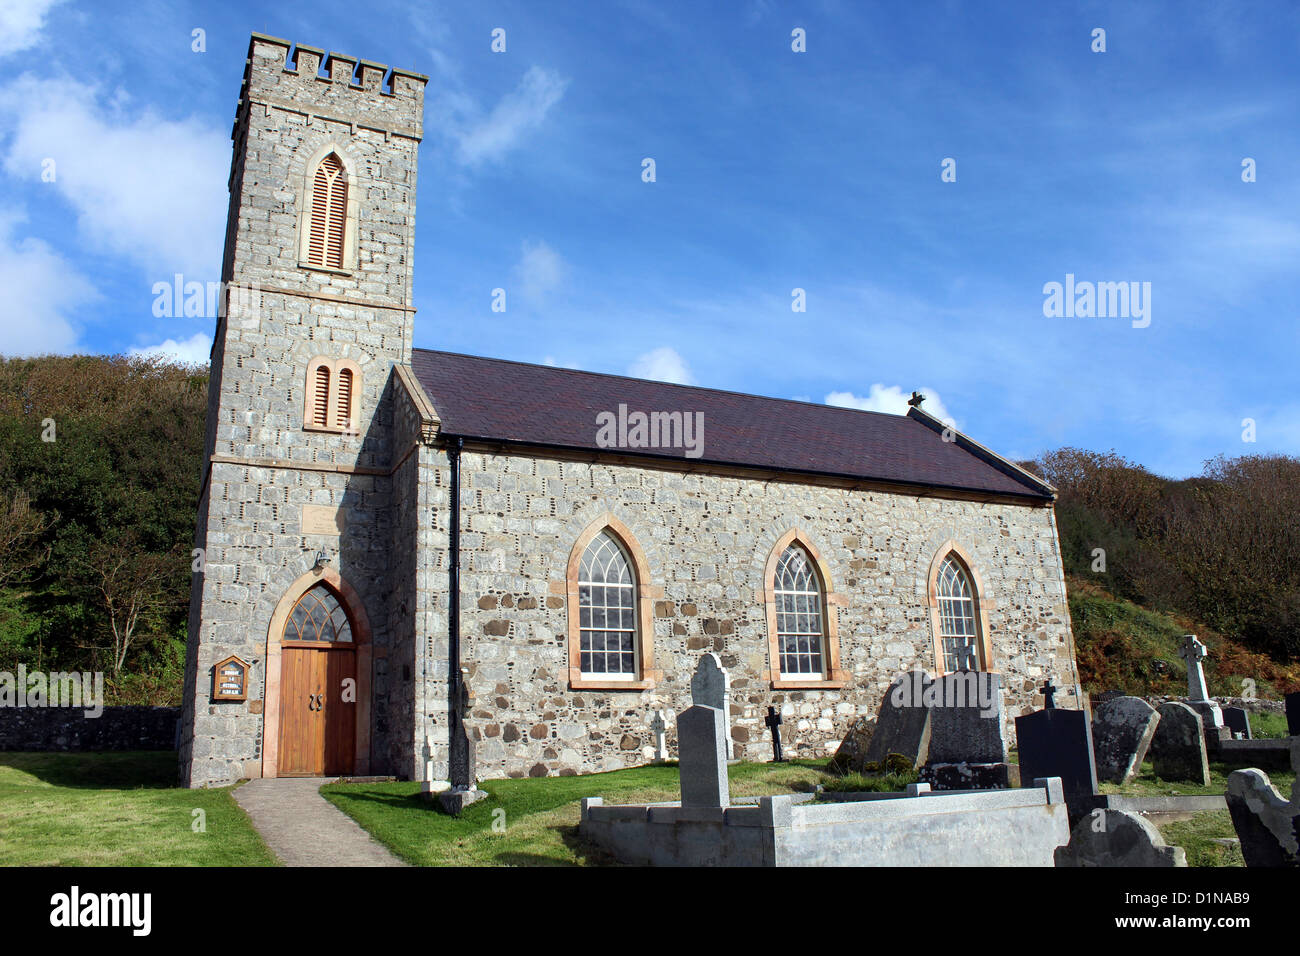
xmin=826 ymin=384 xmax=955 ymax=425
xmin=0 ymin=206 xmax=95 ymax=356
xmin=513 ymin=239 xmax=565 ymax=302
xmin=628 ymin=346 xmax=695 ymax=385
xmin=129 ymin=331 xmax=212 ymax=366
xmin=0 ymin=0 xmax=63 ymax=59
xmin=456 ymin=67 xmax=569 ymax=166
xmin=0 ymin=74 xmax=228 ymax=277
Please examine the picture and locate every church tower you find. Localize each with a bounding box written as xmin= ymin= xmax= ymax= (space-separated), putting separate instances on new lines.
xmin=179 ymin=35 xmax=428 ymax=786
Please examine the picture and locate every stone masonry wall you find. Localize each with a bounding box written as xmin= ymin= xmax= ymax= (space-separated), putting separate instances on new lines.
xmin=447 ymin=450 xmax=1080 ymax=780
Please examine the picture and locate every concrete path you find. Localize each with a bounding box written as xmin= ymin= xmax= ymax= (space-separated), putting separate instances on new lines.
xmin=233 ymin=777 xmax=409 ymax=867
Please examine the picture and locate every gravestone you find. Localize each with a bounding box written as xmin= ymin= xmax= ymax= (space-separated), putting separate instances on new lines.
xmin=1286 ymin=692 xmax=1300 ymax=737
xmin=1091 ymin=696 xmax=1160 ymax=785
xmin=1090 ymin=690 xmax=1124 ymax=708
xmin=927 ymin=672 xmax=1006 ymax=763
xmin=1054 ymin=809 xmax=1186 ymax=867
xmin=1150 ymin=701 xmax=1211 ymax=787
xmin=861 ymin=671 xmax=933 ymax=769
xmin=922 ymin=672 xmax=1011 ymax=790
xmin=1224 ymin=740 xmax=1300 ymax=867
xmin=829 ymin=716 xmax=875 ymax=773
xmin=649 ymin=709 xmax=668 ymax=763
xmin=1222 ymin=706 xmax=1252 ymax=740
xmin=677 ymin=704 xmax=729 ymax=808
xmin=691 ymin=653 xmax=733 ymax=760
xmin=1178 ymin=634 xmax=1224 ymax=735
xmin=1016 ymin=706 xmax=1098 ymax=803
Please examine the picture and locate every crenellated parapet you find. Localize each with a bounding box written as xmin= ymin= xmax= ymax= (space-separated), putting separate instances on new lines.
xmin=231 ymin=33 xmax=428 ymax=146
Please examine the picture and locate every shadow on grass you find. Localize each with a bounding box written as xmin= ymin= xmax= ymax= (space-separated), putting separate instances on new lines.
xmin=491 ymin=824 xmax=617 ymax=867
xmin=0 ymin=751 xmax=177 ymax=790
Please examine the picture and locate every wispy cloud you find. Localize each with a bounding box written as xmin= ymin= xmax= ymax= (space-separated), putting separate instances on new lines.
xmin=128 ymin=331 xmax=212 ymax=366
xmin=454 ymin=66 xmax=569 ymax=167
xmin=0 ymin=0 xmax=63 ymax=59
xmin=0 ymin=74 xmax=228 ymax=277
xmin=826 ymin=385 xmax=955 ymax=425
xmin=513 ymin=239 xmax=566 ymax=303
xmin=628 ymin=346 xmax=694 ymax=385
xmin=0 ymin=206 xmax=95 ymax=356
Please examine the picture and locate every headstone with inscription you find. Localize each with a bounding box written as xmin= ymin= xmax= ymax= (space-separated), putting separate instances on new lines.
xmin=922 ymin=672 xmax=1011 ymax=790
xmin=1091 ymin=696 xmax=1160 ymax=785
xmin=1150 ymin=701 xmax=1211 ymax=787
xmin=1016 ymin=706 xmax=1098 ymax=803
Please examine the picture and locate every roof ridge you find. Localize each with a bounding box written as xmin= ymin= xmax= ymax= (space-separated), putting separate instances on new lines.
xmin=411 ymin=347 xmax=908 ymax=422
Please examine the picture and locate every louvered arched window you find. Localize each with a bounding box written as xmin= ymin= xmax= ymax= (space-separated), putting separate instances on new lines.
xmin=312 ymin=364 xmax=331 ymax=428
xmin=306 ymin=153 xmax=347 ymax=269
xmin=336 ymin=367 xmax=353 ymax=430
xmin=304 ymin=358 xmax=361 ymax=433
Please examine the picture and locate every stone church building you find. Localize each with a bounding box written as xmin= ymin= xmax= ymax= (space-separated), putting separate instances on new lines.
xmin=179 ymin=34 xmax=1083 ymax=788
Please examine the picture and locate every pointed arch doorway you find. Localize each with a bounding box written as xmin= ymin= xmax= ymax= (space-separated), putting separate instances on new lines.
xmin=263 ymin=568 xmax=372 ymax=778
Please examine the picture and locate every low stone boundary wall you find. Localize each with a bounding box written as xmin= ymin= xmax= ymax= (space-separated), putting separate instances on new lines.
xmin=581 ymin=778 xmax=1070 ymax=866
xmin=0 ymin=706 xmax=180 ymax=751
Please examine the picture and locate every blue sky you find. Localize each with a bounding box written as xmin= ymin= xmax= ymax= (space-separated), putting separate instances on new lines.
xmin=1 ymin=0 xmax=1297 ymax=478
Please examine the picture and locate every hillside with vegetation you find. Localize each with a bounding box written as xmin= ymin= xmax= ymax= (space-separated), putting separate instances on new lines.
xmin=0 ymin=356 xmax=206 ymax=703
xmin=0 ymin=355 xmax=1295 ymax=704
xmin=1025 ymin=448 xmax=1300 ymax=699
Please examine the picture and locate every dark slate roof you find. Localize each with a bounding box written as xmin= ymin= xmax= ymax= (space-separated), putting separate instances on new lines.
xmin=410 ymin=349 xmax=1052 ymax=501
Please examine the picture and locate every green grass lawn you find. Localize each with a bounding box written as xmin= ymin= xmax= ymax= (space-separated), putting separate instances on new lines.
xmin=0 ymin=752 xmax=278 ymax=866
xmin=1098 ymin=760 xmax=1296 ymax=797
xmin=1251 ymin=710 xmax=1290 ymax=739
xmin=1157 ymin=811 xmax=1245 ymax=868
xmin=321 ymin=760 xmax=829 ymax=866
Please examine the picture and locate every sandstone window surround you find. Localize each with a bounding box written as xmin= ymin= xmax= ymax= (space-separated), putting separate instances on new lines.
xmin=296 ymin=146 xmax=360 ymax=274
xmin=566 ymin=514 xmax=661 ymax=691
xmin=303 ymin=356 xmax=362 ymax=433
xmin=759 ymin=529 xmax=848 ymax=690
xmin=926 ymin=542 xmax=994 ymax=674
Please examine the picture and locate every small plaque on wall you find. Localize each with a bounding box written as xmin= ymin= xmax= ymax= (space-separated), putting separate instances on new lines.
xmin=302 ymin=504 xmax=345 ymax=536
xmin=213 ymin=656 xmax=249 ymax=702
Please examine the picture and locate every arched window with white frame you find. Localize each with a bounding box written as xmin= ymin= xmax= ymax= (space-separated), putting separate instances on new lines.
xmin=935 ymin=552 xmax=982 ymax=672
xmin=773 ymin=543 xmax=827 ymax=677
xmin=577 ymin=531 xmax=638 ymax=680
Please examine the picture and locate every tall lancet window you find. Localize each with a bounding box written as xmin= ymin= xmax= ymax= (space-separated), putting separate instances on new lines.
xmin=306 ymin=153 xmax=347 ymax=269
xmin=936 ymin=553 xmax=981 ymax=671
xmin=773 ymin=543 xmax=827 ymax=677
xmin=577 ymin=531 xmax=638 ymax=679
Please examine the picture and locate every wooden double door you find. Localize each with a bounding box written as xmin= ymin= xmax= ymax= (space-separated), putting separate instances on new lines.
xmin=277 ymin=643 xmax=356 ymax=776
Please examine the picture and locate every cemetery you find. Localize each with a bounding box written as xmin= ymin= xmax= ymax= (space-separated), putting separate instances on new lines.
xmin=575 ymin=646 xmax=1300 ymax=867
xmin=2 ymin=638 xmax=1296 ymax=868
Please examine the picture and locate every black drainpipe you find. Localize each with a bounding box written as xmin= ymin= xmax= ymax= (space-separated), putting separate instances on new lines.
xmin=447 ymin=435 xmax=466 ymax=787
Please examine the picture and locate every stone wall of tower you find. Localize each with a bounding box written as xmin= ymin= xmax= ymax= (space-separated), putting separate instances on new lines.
xmin=180 ymin=34 xmax=427 ymax=787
